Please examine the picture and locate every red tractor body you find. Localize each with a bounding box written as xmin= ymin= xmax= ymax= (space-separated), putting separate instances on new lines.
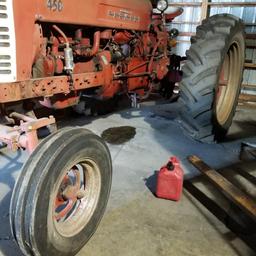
xmin=0 ymin=0 xmax=183 ymax=152
xmin=10 ymin=0 xmax=152 ymax=82
xmin=0 ymin=0 xmax=182 ymax=108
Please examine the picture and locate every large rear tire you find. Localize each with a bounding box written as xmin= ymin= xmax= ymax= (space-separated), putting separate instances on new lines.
xmin=10 ymin=127 xmax=112 ymax=256
xmin=179 ymin=14 xmax=245 ymax=142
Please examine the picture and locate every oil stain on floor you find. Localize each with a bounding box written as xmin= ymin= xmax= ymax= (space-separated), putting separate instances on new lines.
xmin=101 ymin=126 xmax=136 ymax=145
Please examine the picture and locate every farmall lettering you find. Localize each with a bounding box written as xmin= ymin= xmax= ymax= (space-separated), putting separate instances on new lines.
xmin=108 ymin=9 xmax=141 ymax=23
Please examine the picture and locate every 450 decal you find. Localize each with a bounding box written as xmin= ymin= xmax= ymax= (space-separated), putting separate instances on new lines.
xmin=47 ymin=0 xmax=64 ymax=12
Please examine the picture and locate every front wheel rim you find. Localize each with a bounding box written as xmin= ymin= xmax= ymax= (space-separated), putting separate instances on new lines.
xmin=52 ymin=159 xmax=101 ymax=238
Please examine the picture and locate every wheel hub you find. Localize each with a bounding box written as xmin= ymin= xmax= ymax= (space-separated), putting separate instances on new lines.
xmin=52 ymin=160 xmax=101 ymax=237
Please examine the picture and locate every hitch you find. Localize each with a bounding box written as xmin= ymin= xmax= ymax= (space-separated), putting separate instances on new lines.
xmin=0 ymin=113 xmax=56 ymax=153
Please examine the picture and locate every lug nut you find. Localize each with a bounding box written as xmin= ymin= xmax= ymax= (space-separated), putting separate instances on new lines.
xmin=77 ymin=190 xmax=87 ymax=199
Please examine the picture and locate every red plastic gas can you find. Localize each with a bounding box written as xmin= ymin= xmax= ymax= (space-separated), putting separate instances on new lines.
xmin=156 ymin=157 xmax=184 ymax=201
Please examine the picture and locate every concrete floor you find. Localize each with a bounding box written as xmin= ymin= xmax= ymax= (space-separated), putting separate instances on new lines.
xmin=0 ymin=101 xmax=256 ymax=255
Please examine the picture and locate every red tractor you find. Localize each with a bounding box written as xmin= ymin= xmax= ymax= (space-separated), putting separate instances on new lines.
xmin=0 ymin=0 xmax=183 ymax=255
xmin=0 ymin=0 xmax=245 ymax=255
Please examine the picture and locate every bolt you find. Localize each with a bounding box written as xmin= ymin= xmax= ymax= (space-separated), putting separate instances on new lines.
xmin=77 ymin=190 xmax=87 ymax=199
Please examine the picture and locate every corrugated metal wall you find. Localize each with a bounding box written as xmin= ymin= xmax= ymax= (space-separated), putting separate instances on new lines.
xmin=168 ymin=0 xmax=256 ymax=91
xmin=167 ymin=0 xmax=201 ymax=56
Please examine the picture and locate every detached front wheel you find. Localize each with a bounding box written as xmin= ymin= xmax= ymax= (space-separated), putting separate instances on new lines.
xmin=10 ymin=128 xmax=112 ymax=256
xmin=179 ymin=14 xmax=245 ymax=142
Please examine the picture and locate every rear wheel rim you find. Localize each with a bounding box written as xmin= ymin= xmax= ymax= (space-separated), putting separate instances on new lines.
xmin=52 ymin=159 xmax=101 ymax=238
xmin=216 ymin=41 xmax=242 ymax=126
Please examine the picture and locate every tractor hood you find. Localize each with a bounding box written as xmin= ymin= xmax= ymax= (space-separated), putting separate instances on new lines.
xmin=35 ymin=0 xmax=153 ymax=31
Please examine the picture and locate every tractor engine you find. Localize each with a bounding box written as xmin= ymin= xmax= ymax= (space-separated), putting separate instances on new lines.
xmin=31 ymin=20 xmax=171 ymax=109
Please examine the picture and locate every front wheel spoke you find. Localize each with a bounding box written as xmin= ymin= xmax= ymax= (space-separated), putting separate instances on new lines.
xmin=55 ymin=199 xmax=76 ymax=221
xmin=73 ymin=169 xmax=81 ymax=190
xmin=55 ymin=197 xmax=65 ymax=208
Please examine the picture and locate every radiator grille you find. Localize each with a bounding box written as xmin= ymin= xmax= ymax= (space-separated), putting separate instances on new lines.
xmin=0 ymin=0 xmax=16 ymax=82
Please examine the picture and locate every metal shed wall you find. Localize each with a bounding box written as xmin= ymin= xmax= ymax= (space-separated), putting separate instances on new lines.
xmin=168 ymin=0 xmax=256 ymax=96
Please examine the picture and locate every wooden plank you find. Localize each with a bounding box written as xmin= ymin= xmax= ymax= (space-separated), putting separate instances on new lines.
xmin=247 ymin=34 xmax=256 ymax=40
xmin=245 ymin=23 xmax=256 ymax=27
xmin=244 ymin=62 xmax=256 ymax=69
xmin=188 ymin=155 xmax=256 ymax=221
xmin=168 ymin=2 xmax=202 ymax=7
xmin=179 ymin=32 xmax=196 ymax=37
xmin=241 ymin=83 xmax=256 ymax=89
xmin=247 ymin=45 xmax=256 ymax=49
xmin=177 ymin=33 xmax=255 ymax=40
xmin=238 ymin=102 xmax=256 ymax=109
xmin=184 ymin=180 xmax=256 ymax=250
xmin=239 ymin=94 xmax=256 ymax=102
xmin=209 ymin=2 xmax=256 ymax=6
xmin=171 ymin=21 xmax=255 ymax=26
xmin=168 ymin=2 xmax=256 ymax=7
xmin=236 ymin=168 xmax=256 ymax=186
xmin=176 ymin=40 xmax=191 ymax=44
xmin=171 ymin=21 xmax=200 ymax=25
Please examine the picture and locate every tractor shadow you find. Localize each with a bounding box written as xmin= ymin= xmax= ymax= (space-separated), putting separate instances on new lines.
xmin=218 ymin=106 xmax=256 ymax=143
xmin=223 ymin=120 xmax=256 ymax=142
xmin=0 ymin=150 xmax=25 ymax=256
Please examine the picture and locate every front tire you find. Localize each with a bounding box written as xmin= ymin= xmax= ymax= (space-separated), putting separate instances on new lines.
xmin=179 ymin=14 xmax=245 ymax=142
xmin=10 ymin=128 xmax=112 ymax=256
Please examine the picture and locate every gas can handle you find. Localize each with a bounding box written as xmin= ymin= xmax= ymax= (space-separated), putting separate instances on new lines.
xmin=169 ymin=157 xmax=179 ymax=166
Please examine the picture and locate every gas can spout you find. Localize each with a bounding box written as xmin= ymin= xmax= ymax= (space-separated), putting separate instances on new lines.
xmin=166 ymin=161 xmax=175 ymax=171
